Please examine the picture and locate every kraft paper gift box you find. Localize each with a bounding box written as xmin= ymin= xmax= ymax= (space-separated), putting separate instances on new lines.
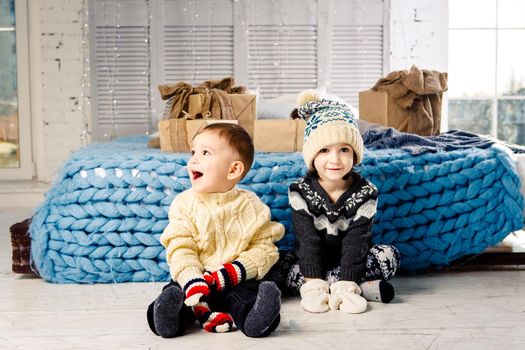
xmin=254 ymin=119 xmax=306 ymax=152
xmin=359 ymin=90 xmax=409 ymax=132
xmin=158 ymin=119 xmax=238 ymax=152
xmin=188 ymin=93 xmax=256 ymax=139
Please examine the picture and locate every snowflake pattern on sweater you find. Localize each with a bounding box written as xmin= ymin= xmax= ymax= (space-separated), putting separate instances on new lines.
xmin=290 ymin=175 xmax=377 ymax=222
xmin=288 ymin=172 xmax=378 ymax=282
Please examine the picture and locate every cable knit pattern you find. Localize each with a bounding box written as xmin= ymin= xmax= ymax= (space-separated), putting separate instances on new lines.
xmin=28 ymin=137 xmax=524 ymax=283
xmin=162 ymin=187 xmax=284 ymax=289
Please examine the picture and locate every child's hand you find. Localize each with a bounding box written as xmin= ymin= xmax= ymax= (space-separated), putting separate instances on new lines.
xmin=204 ymin=261 xmax=246 ymax=292
xmin=299 ymin=279 xmax=330 ymax=313
xmin=183 ymin=277 xmax=211 ymax=306
xmin=328 ymin=280 xmax=367 ymax=313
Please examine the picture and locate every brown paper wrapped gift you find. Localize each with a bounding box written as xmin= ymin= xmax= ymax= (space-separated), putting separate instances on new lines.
xmin=360 ymin=66 xmax=448 ymax=136
xmin=359 ymin=90 xmax=401 ymax=129
xmin=158 ymin=119 xmax=239 ymax=152
xmin=254 ymin=119 xmax=306 ymax=152
xmin=188 ymin=94 xmax=256 ymax=139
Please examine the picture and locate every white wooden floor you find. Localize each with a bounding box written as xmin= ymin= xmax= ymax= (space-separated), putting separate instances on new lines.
xmin=2 ymin=207 xmax=525 ymax=350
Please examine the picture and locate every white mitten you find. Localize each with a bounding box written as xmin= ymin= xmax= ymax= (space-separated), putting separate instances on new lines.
xmin=329 ymin=280 xmax=367 ymax=314
xmin=299 ymin=279 xmax=330 ymax=313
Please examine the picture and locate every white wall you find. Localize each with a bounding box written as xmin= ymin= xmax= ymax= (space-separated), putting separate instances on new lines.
xmin=30 ymin=0 xmax=447 ymax=183
xmin=30 ymin=0 xmax=90 ymax=183
xmin=389 ymin=0 xmax=448 ymax=72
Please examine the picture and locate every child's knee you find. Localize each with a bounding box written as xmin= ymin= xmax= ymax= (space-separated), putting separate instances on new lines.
xmin=368 ymin=244 xmax=401 ymax=280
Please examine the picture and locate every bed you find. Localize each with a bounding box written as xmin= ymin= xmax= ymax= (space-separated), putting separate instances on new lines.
xmin=28 ymin=129 xmax=525 ymax=283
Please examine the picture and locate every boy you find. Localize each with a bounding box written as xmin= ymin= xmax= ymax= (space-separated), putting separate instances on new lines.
xmin=147 ymin=123 xmax=285 ymax=338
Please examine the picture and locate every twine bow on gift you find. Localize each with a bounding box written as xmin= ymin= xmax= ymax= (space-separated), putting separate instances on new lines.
xmin=159 ymin=76 xmax=246 ymax=120
xmin=150 ymin=77 xmax=252 ymax=151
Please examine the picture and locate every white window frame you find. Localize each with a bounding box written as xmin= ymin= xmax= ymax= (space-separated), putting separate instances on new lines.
xmin=0 ymin=0 xmax=33 ymax=180
xmin=448 ymin=1 xmax=525 ymax=140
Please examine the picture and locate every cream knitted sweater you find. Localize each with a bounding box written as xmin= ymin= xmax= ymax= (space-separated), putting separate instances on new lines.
xmin=161 ymin=186 xmax=285 ymax=290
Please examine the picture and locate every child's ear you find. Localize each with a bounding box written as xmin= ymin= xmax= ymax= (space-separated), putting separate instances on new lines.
xmin=227 ymin=160 xmax=244 ymax=181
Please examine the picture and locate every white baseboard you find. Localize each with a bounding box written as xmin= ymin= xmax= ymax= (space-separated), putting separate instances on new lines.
xmin=0 ymin=180 xmax=49 ymax=208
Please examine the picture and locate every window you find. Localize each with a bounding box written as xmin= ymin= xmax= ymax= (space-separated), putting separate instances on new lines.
xmin=448 ymin=0 xmax=525 ymax=144
xmin=90 ymin=0 xmax=387 ymax=139
xmin=0 ymin=0 xmax=32 ymax=180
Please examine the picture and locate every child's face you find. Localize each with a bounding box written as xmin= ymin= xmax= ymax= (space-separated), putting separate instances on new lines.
xmin=313 ymin=142 xmax=354 ymax=182
xmin=187 ymin=130 xmax=242 ymax=193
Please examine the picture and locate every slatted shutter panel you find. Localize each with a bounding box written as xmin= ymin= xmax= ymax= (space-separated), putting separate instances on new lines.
xmin=163 ymin=26 xmax=234 ymax=83
xmin=162 ymin=0 xmax=234 ymax=84
xmin=92 ymin=0 xmax=151 ymax=138
xmin=328 ymin=0 xmax=385 ymax=106
xmin=91 ymin=0 xmax=387 ymax=138
xmin=246 ymin=0 xmax=318 ymax=99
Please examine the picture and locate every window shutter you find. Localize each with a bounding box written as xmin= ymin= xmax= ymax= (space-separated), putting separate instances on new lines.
xmin=246 ymin=0 xmax=318 ymax=99
xmin=247 ymin=24 xmax=318 ymax=98
xmin=163 ymin=25 xmax=234 ymax=83
xmin=92 ymin=0 xmax=151 ymax=138
xmin=91 ymin=0 xmax=387 ymax=138
xmin=330 ymin=25 xmax=384 ymax=105
xmin=328 ymin=0 xmax=385 ymax=106
xmin=162 ymin=0 xmax=234 ymax=84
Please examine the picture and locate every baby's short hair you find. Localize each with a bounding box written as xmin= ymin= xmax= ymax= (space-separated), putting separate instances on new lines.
xmin=198 ymin=123 xmax=254 ymax=179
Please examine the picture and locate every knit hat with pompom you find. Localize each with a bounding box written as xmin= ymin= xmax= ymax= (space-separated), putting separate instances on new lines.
xmin=292 ymin=90 xmax=363 ymax=170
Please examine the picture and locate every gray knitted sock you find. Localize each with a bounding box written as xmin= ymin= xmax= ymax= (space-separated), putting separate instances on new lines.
xmin=360 ymin=280 xmax=394 ymax=303
xmin=153 ymin=285 xmax=184 ymax=338
xmin=243 ymin=281 xmax=281 ymax=337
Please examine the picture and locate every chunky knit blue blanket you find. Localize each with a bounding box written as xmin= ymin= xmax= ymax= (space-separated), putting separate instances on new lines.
xmin=30 ymin=136 xmax=524 ymax=283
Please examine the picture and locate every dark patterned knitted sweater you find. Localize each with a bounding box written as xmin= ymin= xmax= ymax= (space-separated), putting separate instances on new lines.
xmin=289 ymin=172 xmax=378 ymax=282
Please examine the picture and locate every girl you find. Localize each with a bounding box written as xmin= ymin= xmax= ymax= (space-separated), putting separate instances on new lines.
xmin=284 ymin=91 xmax=400 ymax=314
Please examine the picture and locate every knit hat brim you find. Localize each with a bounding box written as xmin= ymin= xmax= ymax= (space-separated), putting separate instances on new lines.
xmin=302 ymin=122 xmax=363 ymax=170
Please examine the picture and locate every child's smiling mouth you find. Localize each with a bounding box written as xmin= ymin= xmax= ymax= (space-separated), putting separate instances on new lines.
xmin=191 ymin=171 xmax=203 ymax=180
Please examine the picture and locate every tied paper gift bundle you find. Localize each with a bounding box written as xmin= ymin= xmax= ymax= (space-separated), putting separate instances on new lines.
xmin=359 ymin=65 xmax=448 ymax=136
xmin=157 ymin=77 xmax=256 ymax=152
xmin=154 ymin=76 xmax=307 ymax=153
